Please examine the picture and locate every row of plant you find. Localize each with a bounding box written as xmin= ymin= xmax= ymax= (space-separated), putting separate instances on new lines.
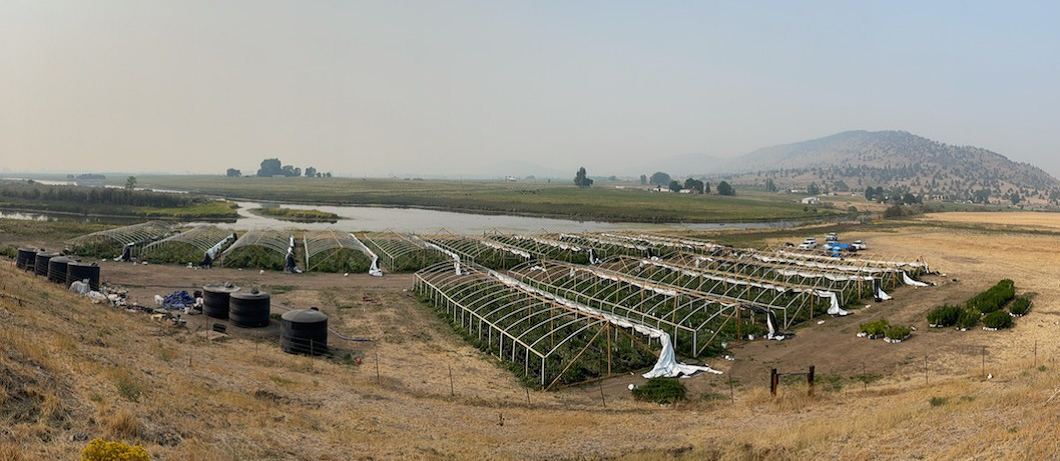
xmin=857 ymin=318 xmax=913 ymax=343
xmin=413 ymin=272 xmax=656 ymax=388
xmin=362 ymin=236 xmax=448 ymax=272
xmin=308 ymin=248 xmax=372 ymax=273
xmin=926 ymin=279 xmax=1029 ymax=331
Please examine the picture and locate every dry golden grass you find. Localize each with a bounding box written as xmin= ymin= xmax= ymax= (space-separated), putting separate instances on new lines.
xmin=2 ymin=219 xmax=1060 ymax=459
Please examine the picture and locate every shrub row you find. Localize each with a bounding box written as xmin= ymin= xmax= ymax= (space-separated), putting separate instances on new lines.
xmin=858 ymin=319 xmax=912 ymax=341
xmin=965 ymin=279 xmax=1015 ymax=314
xmin=1010 ymin=297 xmax=1032 ymax=316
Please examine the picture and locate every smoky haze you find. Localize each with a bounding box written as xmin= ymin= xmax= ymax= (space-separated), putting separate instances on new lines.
xmin=2 ymin=1 xmax=1059 ymax=178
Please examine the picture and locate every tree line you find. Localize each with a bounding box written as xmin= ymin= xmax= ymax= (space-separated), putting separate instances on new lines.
xmin=226 ymin=159 xmax=332 ymax=178
xmin=1 ymin=181 xmax=196 ymax=208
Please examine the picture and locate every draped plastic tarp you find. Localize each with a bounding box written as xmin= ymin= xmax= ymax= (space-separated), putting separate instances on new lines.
xmin=416 ymin=236 xmax=461 ymax=275
xmin=488 ymin=270 xmax=721 ymax=378
xmin=348 ymin=233 xmax=383 ymax=276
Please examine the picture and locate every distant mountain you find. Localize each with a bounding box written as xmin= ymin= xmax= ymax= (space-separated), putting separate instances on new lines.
xmin=706 ymin=130 xmax=1060 ymax=205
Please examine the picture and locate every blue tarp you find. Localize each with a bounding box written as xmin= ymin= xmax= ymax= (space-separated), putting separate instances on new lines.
xmin=162 ymin=290 xmax=195 ymax=309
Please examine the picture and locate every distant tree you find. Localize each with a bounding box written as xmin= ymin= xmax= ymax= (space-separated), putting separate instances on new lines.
xmin=650 ymin=172 xmax=671 ymax=186
xmin=765 ymin=178 xmax=778 ymax=193
xmin=640 ymin=174 xmax=648 ymax=185
xmin=257 ymin=158 xmax=283 ymax=177
xmin=608 ymin=175 xmax=617 ymax=181
xmin=833 ymin=180 xmax=850 ymax=192
xmin=807 ymin=182 xmax=820 ymax=196
xmin=324 ymin=172 xmax=332 ymax=178
xmin=280 ymin=165 xmax=300 ymax=177
xmin=226 ymin=168 xmax=242 ymax=177
xmin=124 ymin=176 xmax=137 ymax=190
xmin=717 ymin=181 xmax=735 ymax=196
xmin=683 ymin=178 xmax=704 ymax=194
xmin=316 ymin=172 xmax=323 ymax=178
xmin=574 ymin=167 xmax=594 ymax=187
xmin=668 ymin=180 xmax=682 ymax=192
xmin=1010 ymin=194 xmax=1021 ymax=205
xmin=703 ymin=182 xmax=711 ymax=194
xmin=304 ymin=166 xmax=317 ymax=177
xmin=901 ymin=192 xmax=921 ymax=205
xmin=864 ymin=188 xmax=876 ymax=201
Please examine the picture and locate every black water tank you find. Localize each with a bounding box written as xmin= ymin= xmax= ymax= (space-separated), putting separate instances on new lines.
xmin=229 ymin=288 xmax=271 ymax=328
xmin=16 ymin=248 xmax=37 ymax=271
xmin=66 ymin=262 xmax=101 ymax=291
xmin=202 ymin=283 xmax=240 ymax=319
xmin=47 ymin=256 xmax=75 ymax=285
xmin=34 ymin=252 xmax=58 ymax=276
xmin=281 ymin=308 xmax=328 ymax=355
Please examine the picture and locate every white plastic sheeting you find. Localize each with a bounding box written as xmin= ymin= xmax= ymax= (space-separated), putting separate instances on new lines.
xmin=417 ymin=236 xmax=462 ymax=275
xmin=205 ymin=234 xmax=235 ymax=259
xmin=348 ymin=233 xmax=383 ymax=276
xmin=480 ymin=240 xmax=531 ymax=259
xmin=902 ymin=271 xmax=929 ymax=287
xmin=487 ymin=270 xmax=721 ymax=378
xmin=560 ymin=234 xmax=649 ymax=252
xmin=511 ymin=235 xmax=582 ymax=252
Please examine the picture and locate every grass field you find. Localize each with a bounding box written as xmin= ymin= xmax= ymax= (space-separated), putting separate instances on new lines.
xmin=98 ymin=175 xmax=841 ymax=223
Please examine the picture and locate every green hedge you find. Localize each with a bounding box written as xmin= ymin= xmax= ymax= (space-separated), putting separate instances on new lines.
xmin=926 ymin=305 xmax=962 ymax=327
xmin=956 ymin=308 xmax=981 ymax=330
xmin=885 ymin=325 xmax=911 ymax=340
xmin=966 ymin=280 xmax=1015 ymax=314
xmin=632 ymin=378 xmax=687 ymax=404
xmin=859 ymin=319 xmax=889 ymax=337
xmin=1010 ymin=297 xmax=1031 ymax=316
xmin=982 ymin=310 xmax=1014 ymax=329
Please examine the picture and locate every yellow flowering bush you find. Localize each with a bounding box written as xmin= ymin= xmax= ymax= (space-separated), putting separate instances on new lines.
xmin=81 ymin=438 xmax=150 ymax=461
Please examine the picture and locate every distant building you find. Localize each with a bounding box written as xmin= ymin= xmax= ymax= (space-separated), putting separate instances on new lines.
xmin=801 ymin=196 xmax=821 ymax=205
xmin=504 ymin=176 xmax=517 ymax=182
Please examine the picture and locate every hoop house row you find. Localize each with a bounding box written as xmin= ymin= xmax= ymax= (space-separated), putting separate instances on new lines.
xmin=423 ymin=232 xmax=529 ymax=270
xmin=414 ymin=262 xmax=656 ymax=389
xmin=484 ymin=234 xmax=593 ymax=264
xmin=600 ymin=256 xmax=841 ymax=329
xmin=140 ymin=225 xmax=236 ymax=265
xmin=507 ymin=260 xmax=752 ymax=357
xmin=220 ymin=229 xmax=296 ymax=271
xmin=67 ymin=221 xmax=177 ymax=259
xmin=357 ymin=231 xmax=450 ymax=272
xmin=302 ymin=230 xmax=374 ymax=273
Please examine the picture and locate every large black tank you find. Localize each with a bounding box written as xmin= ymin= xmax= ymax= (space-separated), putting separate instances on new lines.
xmin=47 ymin=256 xmax=75 ymax=285
xmin=229 ymin=288 xmax=271 ymax=328
xmin=202 ymin=283 xmax=240 ymax=319
xmin=66 ymin=262 xmax=101 ymax=291
xmin=16 ymin=248 xmax=37 ymax=271
xmin=34 ymin=252 xmax=58 ymax=276
xmin=281 ymin=307 xmax=328 ymax=355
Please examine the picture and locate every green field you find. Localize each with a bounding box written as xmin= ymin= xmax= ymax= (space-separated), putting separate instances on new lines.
xmin=102 ymin=175 xmax=841 ymax=223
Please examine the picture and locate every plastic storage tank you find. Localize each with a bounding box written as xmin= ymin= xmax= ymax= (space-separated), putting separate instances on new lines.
xmin=34 ymin=252 xmax=59 ymax=276
xmin=66 ymin=262 xmax=101 ymax=291
xmin=202 ymin=283 xmax=240 ymax=319
xmin=16 ymin=248 xmax=37 ymax=271
xmin=229 ymin=288 xmax=271 ymax=328
xmin=281 ymin=307 xmax=328 ymax=355
xmin=47 ymin=256 xmax=75 ymax=284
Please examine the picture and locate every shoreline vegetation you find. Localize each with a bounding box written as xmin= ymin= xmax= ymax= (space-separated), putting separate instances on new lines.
xmin=113 ymin=175 xmax=842 ymax=223
xmin=248 ymin=207 xmax=340 ymax=222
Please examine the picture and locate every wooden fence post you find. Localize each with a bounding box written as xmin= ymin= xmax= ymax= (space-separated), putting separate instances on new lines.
xmin=770 ymin=368 xmax=778 ymax=396
xmin=807 ymin=365 xmax=815 ymax=397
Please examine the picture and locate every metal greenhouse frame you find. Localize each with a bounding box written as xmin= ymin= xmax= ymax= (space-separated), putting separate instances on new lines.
xmin=220 ymin=228 xmax=296 ymax=270
xmin=359 ymin=230 xmax=448 ymax=272
xmin=139 ymin=225 xmax=235 ymax=263
xmin=67 ymin=220 xmax=176 ymax=256
xmin=415 ymin=261 xmax=655 ymax=389
xmin=599 ymin=255 xmax=840 ymax=329
xmin=506 ymin=260 xmax=745 ymax=357
xmin=302 ymin=230 xmax=375 ymax=273
xmin=484 ymin=233 xmax=593 ymax=264
xmin=424 ymin=231 xmax=530 ymax=270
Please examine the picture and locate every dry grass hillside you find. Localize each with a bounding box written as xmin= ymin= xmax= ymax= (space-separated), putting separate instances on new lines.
xmin=2 ymin=216 xmax=1060 ymax=459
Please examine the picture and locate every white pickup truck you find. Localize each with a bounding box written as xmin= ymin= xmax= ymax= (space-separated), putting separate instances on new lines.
xmin=797 ymin=238 xmax=818 ymax=250
xmin=851 ymin=240 xmax=867 ymax=250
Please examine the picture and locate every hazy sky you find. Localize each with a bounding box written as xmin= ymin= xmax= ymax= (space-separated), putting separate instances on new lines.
xmin=3 ymin=1 xmax=1059 ymax=177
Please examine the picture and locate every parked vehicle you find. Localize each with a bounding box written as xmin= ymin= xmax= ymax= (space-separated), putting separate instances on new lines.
xmin=825 ymin=232 xmax=839 ymax=242
xmin=797 ymin=238 xmax=818 ymax=250
xmin=851 ymin=240 xmax=867 ymax=250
